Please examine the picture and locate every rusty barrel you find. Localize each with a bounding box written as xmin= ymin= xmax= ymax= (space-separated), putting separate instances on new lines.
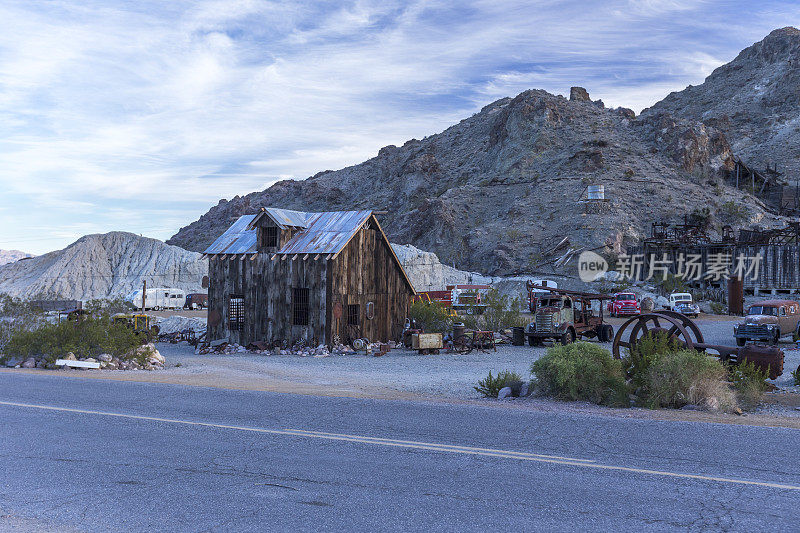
xmin=738 ymin=345 xmax=784 ymax=380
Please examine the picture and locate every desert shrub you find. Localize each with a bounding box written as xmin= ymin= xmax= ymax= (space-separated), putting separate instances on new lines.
xmin=481 ymin=288 xmax=526 ymax=332
xmin=729 ymin=360 xmax=770 ymax=409
xmin=639 ymin=349 xmax=735 ymax=410
xmin=718 ymin=201 xmax=749 ymax=224
xmin=710 ymin=302 xmax=726 ymax=315
xmin=4 ymin=318 xmax=143 ymax=363
xmin=530 ymin=342 xmax=628 ymax=406
xmin=792 ymin=365 xmax=800 ymax=386
xmin=655 ymin=274 xmax=690 ymax=295
xmin=623 ymin=331 xmax=683 ymax=392
xmin=474 ymin=370 xmax=523 ymax=398
xmin=408 ymin=300 xmax=452 ymax=333
xmin=85 ymin=298 xmax=135 ymax=316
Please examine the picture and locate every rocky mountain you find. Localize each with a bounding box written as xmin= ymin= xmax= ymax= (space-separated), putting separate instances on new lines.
xmin=0 ymin=250 xmax=33 ymax=266
xmin=0 ymin=232 xmax=207 ymax=301
xmin=169 ymin=31 xmax=793 ymax=276
xmin=646 ymin=27 xmax=800 ymax=178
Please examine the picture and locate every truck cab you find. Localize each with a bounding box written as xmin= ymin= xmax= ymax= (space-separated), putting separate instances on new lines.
xmin=607 ymin=292 xmax=640 ymax=317
xmin=525 ymin=290 xmax=613 ymax=346
xmin=733 ymin=300 xmax=800 ymax=346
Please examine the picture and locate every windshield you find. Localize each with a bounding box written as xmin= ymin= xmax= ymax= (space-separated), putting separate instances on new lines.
xmin=616 ymin=294 xmax=635 ymax=301
xmin=748 ymin=306 xmax=777 ymax=316
xmin=539 ymin=298 xmax=562 ymax=308
xmin=673 ymin=294 xmax=692 ymax=301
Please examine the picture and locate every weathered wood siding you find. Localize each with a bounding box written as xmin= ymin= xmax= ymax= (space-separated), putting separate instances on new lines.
xmin=208 ymin=255 xmax=327 ymax=345
xmin=327 ymin=217 xmax=414 ymax=344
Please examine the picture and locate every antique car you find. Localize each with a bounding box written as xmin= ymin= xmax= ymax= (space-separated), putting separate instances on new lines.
xmin=733 ymin=300 xmax=800 ymax=346
xmin=524 ymin=283 xmax=614 ymax=345
xmin=665 ymin=292 xmax=700 ymax=318
xmin=606 ymin=292 xmax=640 ymax=317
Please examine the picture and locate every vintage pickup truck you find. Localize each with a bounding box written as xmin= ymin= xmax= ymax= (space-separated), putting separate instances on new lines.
xmin=606 ymin=292 xmax=640 ymax=317
xmin=733 ymin=299 xmax=800 ymax=346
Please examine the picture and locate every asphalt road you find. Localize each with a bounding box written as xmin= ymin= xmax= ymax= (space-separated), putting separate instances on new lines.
xmin=1 ymin=374 xmax=799 ymax=532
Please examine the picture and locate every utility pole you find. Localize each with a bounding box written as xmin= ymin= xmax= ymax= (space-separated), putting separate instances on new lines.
xmin=141 ymin=280 xmax=147 ymax=313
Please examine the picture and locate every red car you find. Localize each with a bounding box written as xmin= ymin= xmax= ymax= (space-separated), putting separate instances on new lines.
xmin=607 ymin=292 xmax=640 ymax=317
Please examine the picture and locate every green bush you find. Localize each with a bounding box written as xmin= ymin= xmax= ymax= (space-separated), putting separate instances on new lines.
xmin=408 ymin=300 xmax=452 ymax=333
xmin=710 ymin=302 xmax=726 ymax=315
xmin=481 ymin=288 xmax=526 ymax=332
xmin=792 ymin=365 xmax=800 ymax=386
xmin=530 ymin=342 xmax=628 ymax=406
xmin=639 ymin=349 xmax=735 ymax=410
xmin=624 ymin=331 xmax=683 ymax=393
xmin=4 ymin=318 xmax=143 ymax=364
xmin=730 ymin=360 xmax=770 ymax=409
xmin=474 ymin=370 xmax=523 ymax=398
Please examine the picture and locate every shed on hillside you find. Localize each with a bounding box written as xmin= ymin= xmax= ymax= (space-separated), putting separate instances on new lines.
xmin=203 ymin=207 xmax=415 ymax=346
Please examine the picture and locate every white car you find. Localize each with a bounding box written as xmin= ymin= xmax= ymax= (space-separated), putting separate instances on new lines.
xmin=666 ymin=292 xmax=700 ymax=318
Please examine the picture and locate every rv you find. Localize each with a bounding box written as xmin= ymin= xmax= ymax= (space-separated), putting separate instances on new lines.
xmin=127 ymin=288 xmax=186 ymax=310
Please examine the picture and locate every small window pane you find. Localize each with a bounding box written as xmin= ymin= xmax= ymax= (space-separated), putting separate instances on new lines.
xmin=348 ymin=304 xmax=360 ymax=326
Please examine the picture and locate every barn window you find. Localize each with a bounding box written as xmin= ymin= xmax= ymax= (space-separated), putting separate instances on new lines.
xmin=347 ymin=304 xmax=360 ymax=326
xmin=265 ymin=226 xmax=278 ymax=247
xmin=228 ymin=295 xmax=244 ymax=331
xmin=293 ymin=288 xmax=309 ymax=326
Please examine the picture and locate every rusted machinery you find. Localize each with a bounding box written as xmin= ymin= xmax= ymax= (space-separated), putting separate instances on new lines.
xmin=612 ymin=310 xmax=784 ymax=379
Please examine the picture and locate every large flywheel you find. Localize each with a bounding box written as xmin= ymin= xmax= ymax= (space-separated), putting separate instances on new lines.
xmin=612 ymin=311 xmax=705 ymax=359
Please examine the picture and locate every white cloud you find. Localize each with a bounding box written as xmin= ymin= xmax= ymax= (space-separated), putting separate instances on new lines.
xmin=0 ymin=0 xmax=797 ymax=254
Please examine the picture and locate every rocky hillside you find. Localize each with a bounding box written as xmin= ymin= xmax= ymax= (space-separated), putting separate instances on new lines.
xmin=0 ymin=250 xmax=32 ymax=266
xmin=169 ymin=31 xmax=792 ymax=276
xmin=646 ymin=27 xmax=800 ymax=177
xmin=0 ymin=232 xmax=207 ymax=301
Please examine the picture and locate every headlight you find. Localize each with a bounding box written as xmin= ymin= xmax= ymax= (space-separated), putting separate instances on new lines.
xmin=766 ymin=324 xmax=776 ymax=329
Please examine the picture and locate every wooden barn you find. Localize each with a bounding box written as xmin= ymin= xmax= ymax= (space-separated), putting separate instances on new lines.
xmin=203 ymin=208 xmax=415 ymax=346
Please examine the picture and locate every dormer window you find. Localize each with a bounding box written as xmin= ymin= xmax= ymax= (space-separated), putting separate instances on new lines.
xmin=265 ymin=226 xmax=278 ymax=247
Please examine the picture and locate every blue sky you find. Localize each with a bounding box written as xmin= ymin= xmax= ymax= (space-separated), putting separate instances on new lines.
xmin=0 ymin=0 xmax=798 ymax=254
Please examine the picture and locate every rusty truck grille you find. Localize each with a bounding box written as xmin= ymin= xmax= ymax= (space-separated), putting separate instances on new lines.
xmin=738 ymin=324 xmax=770 ymax=337
xmin=535 ymin=313 xmax=553 ymax=333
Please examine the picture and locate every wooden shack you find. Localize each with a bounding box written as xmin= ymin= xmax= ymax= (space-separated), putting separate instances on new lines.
xmin=203 ymin=208 xmax=415 ymax=346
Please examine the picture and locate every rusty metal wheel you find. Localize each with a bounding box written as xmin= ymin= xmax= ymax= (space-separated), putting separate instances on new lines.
xmin=611 ymin=312 xmax=699 ymax=359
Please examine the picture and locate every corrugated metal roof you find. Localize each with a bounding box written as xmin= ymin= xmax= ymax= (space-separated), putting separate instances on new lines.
xmin=203 ymin=210 xmax=373 ymax=256
xmin=263 ymin=208 xmax=317 ymax=229
xmin=203 ymin=214 xmax=258 ymax=255
xmin=279 ymin=210 xmax=373 ymax=255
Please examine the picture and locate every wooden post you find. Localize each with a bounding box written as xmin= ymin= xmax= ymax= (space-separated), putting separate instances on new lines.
xmin=141 ymin=280 xmax=146 ymax=313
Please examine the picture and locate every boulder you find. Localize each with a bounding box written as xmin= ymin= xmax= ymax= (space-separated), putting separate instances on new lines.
xmin=519 ymin=382 xmax=530 ymax=397
xmin=64 ymin=352 xmax=77 ymax=361
xmin=497 ymin=387 xmax=512 ymax=399
xmin=569 ymin=86 xmax=591 ymax=102
xmin=97 ymin=354 xmax=113 ymax=362
xmin=21 ymin=357 xmax=36 ymax=369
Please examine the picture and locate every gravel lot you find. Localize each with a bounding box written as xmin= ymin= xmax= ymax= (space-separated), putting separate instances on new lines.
xmin=154 ymin=314 xmax=800 ymax=400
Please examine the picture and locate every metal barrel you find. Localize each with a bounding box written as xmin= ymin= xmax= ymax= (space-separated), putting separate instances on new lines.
xmin=511 ymin=326 xmax=525 ymax=346
xmin=453 ymin=322 xmax=465 ymax=340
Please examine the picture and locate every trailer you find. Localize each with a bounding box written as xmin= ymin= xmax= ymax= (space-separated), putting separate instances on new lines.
xmin=126 ymin=288 xmax=186 ymax=311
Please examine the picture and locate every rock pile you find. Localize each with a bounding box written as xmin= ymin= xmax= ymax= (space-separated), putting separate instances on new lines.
xmin=156 ymin=316 xmax=207 ymax=335
xmin=2 ymin=343 xmax=166 ymax=371
xmin=196 ymin=342 xmax=374 ymax=357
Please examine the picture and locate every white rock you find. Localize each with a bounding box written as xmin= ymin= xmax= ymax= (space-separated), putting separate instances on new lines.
xmin=97 ymin=354 xmax=113 ymax=362
xmin=497 ymin=387 xmax=512 ymax=399
xmin=21 ymin=357 xmax=36 ymax=369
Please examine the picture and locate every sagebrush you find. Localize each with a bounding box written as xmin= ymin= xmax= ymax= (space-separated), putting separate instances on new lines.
xmin=530 ymin=342 xmax=628 ymax=406
xmin=474 ymin=370 xmax=523 ymax=398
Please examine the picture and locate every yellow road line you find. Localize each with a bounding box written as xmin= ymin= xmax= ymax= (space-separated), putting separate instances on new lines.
xmin=2 ymin=400 xmax=799 ymax=491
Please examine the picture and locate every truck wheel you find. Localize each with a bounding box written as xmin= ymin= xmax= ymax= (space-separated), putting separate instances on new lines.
xmin=793 ymin=326 xmax=800 ymax=343
xmin=736 ymin=337 xmax=746 ymax=347
xmin=773 ymin=329 xmax=780 ymax=345
xmin=603 ymin=324 xmax=614 ymax=343
xmin=527 ymin=336 xmax=538 ymax=347
xmin=560 ymin=329 xmax=575 ymax=345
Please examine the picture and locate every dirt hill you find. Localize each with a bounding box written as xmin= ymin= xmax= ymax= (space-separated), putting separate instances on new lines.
xmin=645 ymin=27 xmax=800 ymax=178
xmin=169 ymin=31 xmax=795 ymax=276
xmin=0 ymin=232 xmax=207 ymax=301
